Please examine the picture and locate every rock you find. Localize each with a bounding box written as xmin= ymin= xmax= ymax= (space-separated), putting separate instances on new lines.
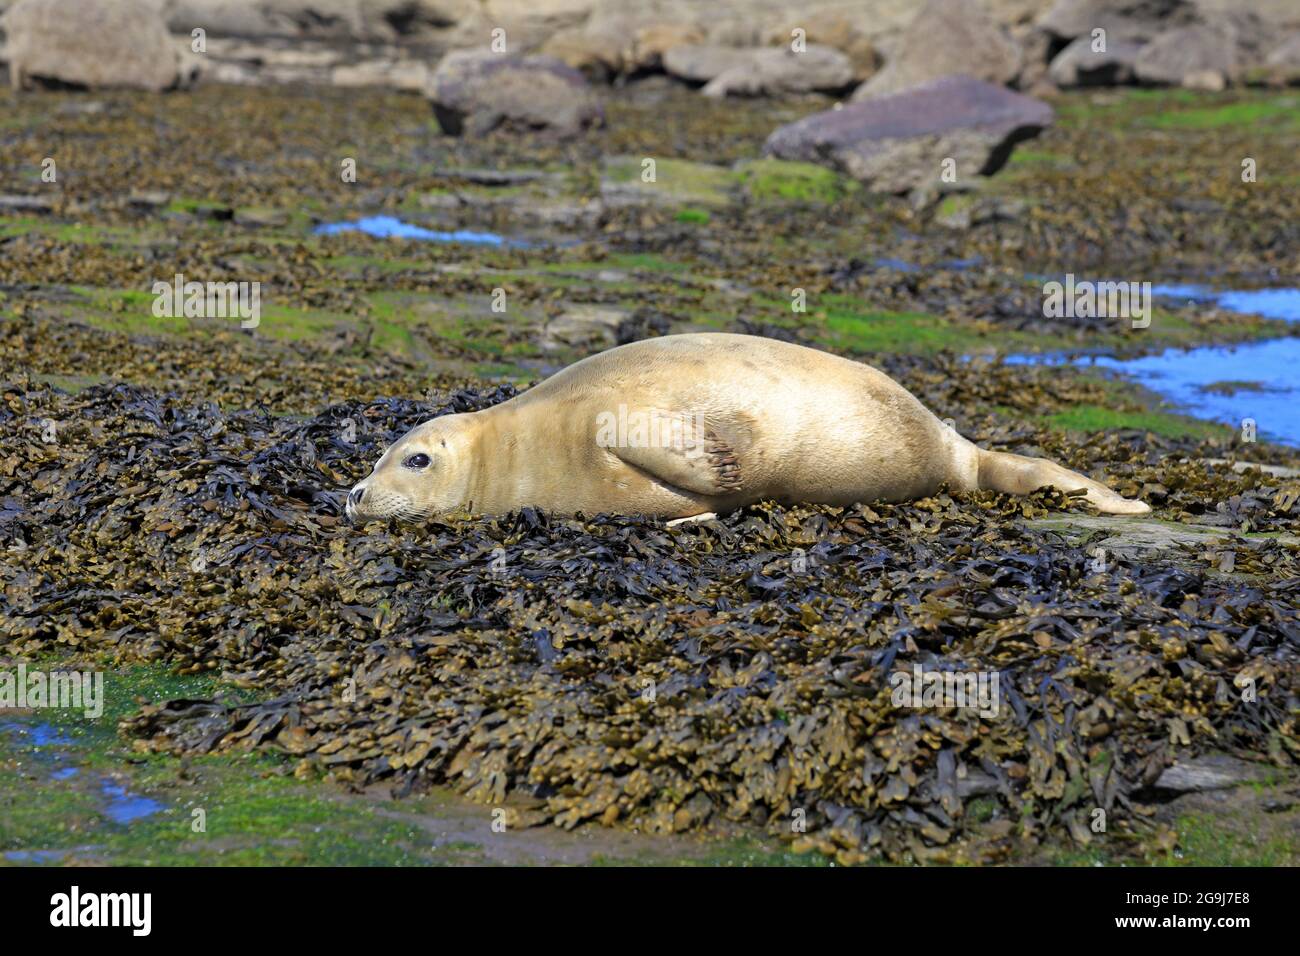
xmin=0 ymin=193 xmax=53 ymax=214
xmin=1182 ymin=68 xmax=1226 ymax=91
xmin=984 ymin=0 xmax=1056 ymax=26
xmin=168 ymin=1 xmax=455 ymax=41
xmin=126 ymin=190 xmax=171 ymax=211
xmin=541 ymin=305 xmax=628 ymax=352
xmin=1135 ymin=23 xmax=1238 ymax=86
xmin=234 ymin=207 xmax=289 ymax=227
xmin=540 ymin=25 xmax=620 ymax=81
xmin=1015 ymin=27 xmax=1054 ymax=92
xmin=1195 ymin=0 xmax=1300 ymax=31
xmin=600 ymin=155 xmax=734 ymax=208
xmin=2 ymin=0 xmax=184 ymax=91
xmin=580 ymin=0 xmax=707 ymax=74
xmin=663 ymin=44 xmax=755 ymax=84
xmin=763 ymin=11 xmax=881 ymax=82
xmin=1153 ymin=755 xmax=1270 ymax=793
xmin=1257 ymin=31 xmax=1300 ymax=85
xmin=444 ymin=0 xmax=595 ymax=54
xmin=935 ymin=194 xmax=1027 ymax=230
xmin=1196 ymin=458 xmax=1300 ymax=479
xmin=179 ymin=201 xmax=235 ymax=221
xmin=543 ymin=19 xmax=705 ymax=80
xmin=432 ymin=168 xmax=551 ymax=186
xmin=1048 ymin=35 xmax=1143 ymax=86
xmin=424 ymin=50 xmax=603 ymax=137
xmin=630 ymin=22 xmax=708 ymax=73
xmin=330 ymin=58 xmax=429 ymax=91
xmin=766 ymin=75 xmax=1053 ymax=194
xmin=1037 ymin=0 xmax=1199 ymax=44
xmin=701 ymin=45 xmax=856 ymax=97
xmin=853 ymin=0 xmax=1023 ymax=100
xmin=1027 ymin=513 xmax=1299 ymax=560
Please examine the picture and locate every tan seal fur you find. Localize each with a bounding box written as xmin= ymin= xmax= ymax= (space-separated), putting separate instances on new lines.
xmin=346 ymin=333 xmax=1150 ymax=522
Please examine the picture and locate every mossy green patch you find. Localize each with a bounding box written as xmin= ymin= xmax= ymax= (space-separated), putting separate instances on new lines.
xmin=1158 ymin=812 xmax=1298 ymax=866
xmin=602 ymin=155 xmax=735 ymax=207
xmin=1043 ymin=404 xmax=1229 ymax=440
xmin=1146 ymin=98 xmax=1300 ymax=131
xmin=675 ymin=207 xmax=711 ymax=224
xmin=736 ymin=158 xmax=857 ymax=203
xmin=815 ymin=296 xmax=1049 ymax=355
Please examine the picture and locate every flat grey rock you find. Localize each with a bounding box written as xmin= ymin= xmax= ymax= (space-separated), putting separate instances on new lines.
xmin=763 ymin=75 xmax=1052 ymax=193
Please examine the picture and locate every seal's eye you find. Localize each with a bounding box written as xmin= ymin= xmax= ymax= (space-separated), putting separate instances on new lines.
xmin=402 ymin=453 xmax=431 ymax=470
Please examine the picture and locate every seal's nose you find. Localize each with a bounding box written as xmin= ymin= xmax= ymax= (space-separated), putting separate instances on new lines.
xmin=348 ymin=486 xmax=366 ymax=508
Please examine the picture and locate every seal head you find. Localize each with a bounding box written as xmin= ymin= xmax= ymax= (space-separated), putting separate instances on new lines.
xmin=346 ymin=417 xmax=472 ymax=521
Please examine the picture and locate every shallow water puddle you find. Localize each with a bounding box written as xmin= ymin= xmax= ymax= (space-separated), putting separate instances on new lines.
xmin=314 ymin=214 xmax=509 ymax=246
xmin=1152 ymin=284 xmax=1300 ymax=322
xmin=100 ymin=780 xmax=165 ymax=824
xmin=1 ymin=717 xmax=165 ymax=827
xmin=1008 ymin=286 xmax=1300 ymax=446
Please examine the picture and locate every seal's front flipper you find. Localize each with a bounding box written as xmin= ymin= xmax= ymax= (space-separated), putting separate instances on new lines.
xmin=605 ymin=409 xmax=743 ymax=497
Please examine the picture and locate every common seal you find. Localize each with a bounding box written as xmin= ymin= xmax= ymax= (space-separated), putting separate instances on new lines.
xmin=346 ymin=333 xmax=1150 ymax=522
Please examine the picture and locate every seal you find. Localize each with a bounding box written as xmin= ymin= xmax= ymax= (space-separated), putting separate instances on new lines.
xmin=346 ymin=333 xmax=1150 ymax=522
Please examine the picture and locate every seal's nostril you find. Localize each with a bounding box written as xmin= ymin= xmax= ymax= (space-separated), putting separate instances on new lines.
xmin=349 ymin=487 xmax=365 ymax=506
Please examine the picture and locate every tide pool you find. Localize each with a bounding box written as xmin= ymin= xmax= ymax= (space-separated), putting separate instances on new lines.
xmin=1008 ymin=285 xmax=1300 ymax=446
xmin=314 ymin=215 xmax=508 ymax=246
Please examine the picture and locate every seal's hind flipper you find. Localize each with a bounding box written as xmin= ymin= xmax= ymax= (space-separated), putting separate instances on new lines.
xmin=606 ymin=408 xmax=743 ymax=496
xmin=976 ymin=448 xmax=1151 ymax=515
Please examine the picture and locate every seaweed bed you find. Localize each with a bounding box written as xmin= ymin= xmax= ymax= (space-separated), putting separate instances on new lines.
xmin=2 ymin=79 xmax=1299 ymax=863
xmin=3 ymin=317 xmax=1298 ymax=864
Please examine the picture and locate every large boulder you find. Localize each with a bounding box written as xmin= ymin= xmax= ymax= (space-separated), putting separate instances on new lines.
xmin=853 ymin=0 xmax=1023 ymax=100
xmin=424 ymin=50 xmax=603 ymax=137
xmin=765 ymin=74 xmax=1053 ymax=194
xmin=1134 ymin=23 xmax=1238 ymax=85
xmin=1048 ymin=35 xmax=1143 ymax=86
xmin=3 ymin=0 xmax=185 ymax=91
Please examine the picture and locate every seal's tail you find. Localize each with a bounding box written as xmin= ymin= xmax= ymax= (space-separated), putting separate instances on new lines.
xmin=976 ymin=448 xmax=1151 ymax=516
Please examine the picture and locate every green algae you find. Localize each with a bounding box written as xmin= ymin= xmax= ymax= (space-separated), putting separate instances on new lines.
xmin=1043 ymin=404 xmax=1231 ymax=440
xmin=736 ymin=158 xmax=857 ymax=203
